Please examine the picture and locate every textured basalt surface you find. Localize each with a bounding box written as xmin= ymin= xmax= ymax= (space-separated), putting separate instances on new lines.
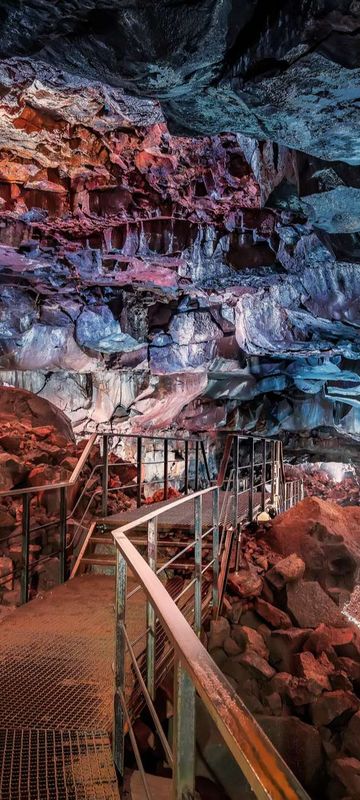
xmin=0 ymin=4 xmax=359 ymax=463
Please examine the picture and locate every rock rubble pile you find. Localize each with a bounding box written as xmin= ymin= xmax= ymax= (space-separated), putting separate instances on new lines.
xmin=0 ymin=387 xmax=135 ymax=612
xmin=207 ymin=498 xmax=360 ymax=799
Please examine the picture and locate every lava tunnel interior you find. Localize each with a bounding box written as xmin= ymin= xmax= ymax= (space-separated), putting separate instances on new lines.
xmin=1 ymin=3 xmax=360 ymax=800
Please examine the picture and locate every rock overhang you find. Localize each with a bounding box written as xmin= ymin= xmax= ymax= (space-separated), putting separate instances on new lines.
xmin=0 ymin=5 xmax=359 ymax=461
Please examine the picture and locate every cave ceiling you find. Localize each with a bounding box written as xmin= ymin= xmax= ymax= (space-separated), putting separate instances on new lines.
xmin=0 ymin=1 xmax=360 ymax=461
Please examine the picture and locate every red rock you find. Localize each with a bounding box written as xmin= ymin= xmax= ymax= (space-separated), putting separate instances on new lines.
xmin=0 ymin=434 xmax=21 ymax=454
xmin=310 ymin=690 xmax=359 ymax=727
xmin=31 ymin=426 xmax=53 ymax=439
xmin=0 ymin=453 xmax=29 ymax=490
xmin=227 ymin=569 xmax=263 ymax=598
xmin=208 ymin=617 xmax=230 ymax=651
xmin=265 ymin=692 xmax=283 ymax=716
xmin=294 ymin=651 xmax=332 ymax=693
xmin=286 ymin=580 xmax=346 ymax=629
xmin=303 ymin=623 xmax=354 ymax=655
xmin=0 ymin=507 xmax=15 ymax=534
xmin=330 ymin=671 xmax=353 ymax=692
xmin=271 ymin=670 xmax=319 ymax=705
xmin=255 ymin=598 xmax=292 ymax=629
xmin=330 ymin=757 xmax=360 ymax=796
xmin=268 ymin=628 xmax=311 ymax=672
xmin=0 ymin=556 xmax=13 ymax=590
xmin=257 ymin=716 xmax=323 ymax=795
xmin=337 ymin=658 xmax=360 ymax=682
xmin=266 ymin=553 xmax=305 ymax=589
xmin=343 ymin=711 xmax=360 ymax=760
xmin=238 ymin=650 xmax=275 ymax=680
xmin=233 ymin=626 xmax=269 ymax=659
xmin=223 ymin=636 xmax=241 ymax=657
xmin=271 ymin=497 xmax=360 ymax=593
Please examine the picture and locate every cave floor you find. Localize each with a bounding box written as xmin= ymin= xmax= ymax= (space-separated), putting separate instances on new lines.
xmin=0 ymin=573 xmax=148 ymax=799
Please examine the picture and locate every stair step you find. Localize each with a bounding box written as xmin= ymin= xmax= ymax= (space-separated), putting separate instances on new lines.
xmin=90 ymin=537 xmax=115 ymax=545
xmin=81 ymin=556 xmax=116 ymax=566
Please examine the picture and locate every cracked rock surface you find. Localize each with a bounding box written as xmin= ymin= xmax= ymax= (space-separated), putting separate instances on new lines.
xmin=0 ymin=7 xmax=359 ymax=463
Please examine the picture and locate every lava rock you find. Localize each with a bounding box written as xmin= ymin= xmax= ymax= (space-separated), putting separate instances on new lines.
xmin=286 ymin=580 xmax=346 ymax=629
xmin=257 ymin=716 xmax=324 ymax=795
xmin=255 ymin=598 xmax=292 ymax=629
xmin=266 ymin=553 xmax=305 ymax=590
xmin=310 ymin=690 xmax=359 ymax=727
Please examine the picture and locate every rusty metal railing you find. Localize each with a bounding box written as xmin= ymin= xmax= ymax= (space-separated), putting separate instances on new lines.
xmin=111 ymin=487 xmax=220 ymax=724
xmin=0 ymin=432 xmax=211 ymax=603
xmin=111 ymin=490 xmax=310 ymax=800
xmin=217 ymin=434 xmax=303 ymax=566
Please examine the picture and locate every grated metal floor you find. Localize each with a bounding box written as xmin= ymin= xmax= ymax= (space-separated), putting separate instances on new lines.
xmin=0 ymin=729 xmax=119 ymax=800
xmin=0 ymin=575 xmax=121 ymax=799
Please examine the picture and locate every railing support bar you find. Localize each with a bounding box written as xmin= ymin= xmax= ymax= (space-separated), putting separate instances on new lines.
xmin=194 ymin=440 xmax=200 ymax=492
xmin=102 ymin=434 xmax=109 ymax=517
xmin=113 ymin=550 xmax=127 ymax=775
xmin=261 ymin=439 xmax=266 ymax=512
xmin=184 ymin=440 xmax=189 ymax=495
xmin=233 ymin=436 xmax=241 ymax=570
xmin=270 ymin=440 xmax=275 ymax=505
xmin=164 ymin=438 xmax=169 ymax=501
xmin=194 ymin=495 xmax=202 ymax=636
xmin=147 ymin=518 xmax=158 ymax=700
xmin=200 ymin=440 xmax=211 ymax=484
xmin=212 ymin=487 xmax=219 ymax=617
xmin=248 ymin=437 xmax=254 ymax=522
xmin=173 ymin=659 xmax=196 ymax=800
xmin=136 ymin=436 xmax=142 ymax=508
xmin=59 ymin=486 xmax=67 ymax=584
xmin=20 ymin=493 xmax=30 ymax=604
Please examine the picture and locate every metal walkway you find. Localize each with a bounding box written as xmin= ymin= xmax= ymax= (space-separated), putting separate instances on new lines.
xmin=0 ymin=575 xmax=122 ymax=799
xmin=0 ymin=432 xmax=305 ymax=800
xmin=101 ymin=488 xmax=262 ymax=532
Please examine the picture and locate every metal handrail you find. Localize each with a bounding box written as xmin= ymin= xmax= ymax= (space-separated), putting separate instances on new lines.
xmin=0 ymin=431 xmax=212 ymax=603
xmin=112 ymin=523 xmax=310 ymax=800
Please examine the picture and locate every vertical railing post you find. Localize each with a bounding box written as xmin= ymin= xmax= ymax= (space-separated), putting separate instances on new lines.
xmin=59 ymin=486 xmax=67 ymax=584
xmin=114 ymin=549 xmax=127 ymax=775
xmin=233 ymin=436 xmax=239 ymax=531
xmin=184 ymin=439 xmax=189 ymax=495
xmin=194 ymin=440 xmax=199 ymax=492
xmin=248 ymin=437 xmax=254 ymax=522
xmin=164 ymin=438 xmax=169 ymax=500
xmin=270 ymin=440 xmax=275 ymax=505
xmin=136 ymin=436 xmax=142 ymax=508
xmin=20 ymin=493 xmax=30 ymax=604
xmin=102 ymin=433 xmax=109 ymax=517
xmin=200 ymin=440 xmax=211 ymax=485
xmin=212 ymin=488 xmax=219 ymax=617
xmin=233 ymin=436 xmax=241 ymax=572
xmin=173 ymin=658 xmax=196 ymax=800
xmin=146 ymin=517 xmax=157 ymax=700
xmin=194 ymin=494 xmax=202 ymax=637
xmin=261 ymin=439 xmax=266 ymax=512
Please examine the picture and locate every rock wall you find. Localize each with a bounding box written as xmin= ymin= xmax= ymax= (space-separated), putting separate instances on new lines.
xmin=0 ymin=5 xmax=359 ymax=464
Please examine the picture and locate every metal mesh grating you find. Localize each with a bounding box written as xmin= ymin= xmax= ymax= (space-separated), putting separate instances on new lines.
xmin=0 ymin=729 xmax=119 ymax=800
xmin=0 ymin=632 xmax=113 ymax=731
